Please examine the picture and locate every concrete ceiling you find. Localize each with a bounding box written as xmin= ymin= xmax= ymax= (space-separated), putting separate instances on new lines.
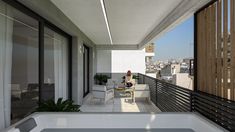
xmin=105 ymin=0 xmax=182 ymax=45
xmin=50 ymin=0 xmax=210 ymax=47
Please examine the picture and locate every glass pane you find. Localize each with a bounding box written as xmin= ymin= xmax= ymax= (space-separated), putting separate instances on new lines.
xmin=0 ymin=2 xmax=39 ymax=123
xmin=44 ymin=27 xmax=68 ymax=101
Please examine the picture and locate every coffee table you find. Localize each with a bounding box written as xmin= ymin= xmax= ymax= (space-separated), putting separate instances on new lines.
xmin=114 ymin=87 xmax=135 ymax=103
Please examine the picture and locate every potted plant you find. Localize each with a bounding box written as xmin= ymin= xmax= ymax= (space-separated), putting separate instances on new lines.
xmin=132 ymin=75 xmax=139 ymax=80
xmin=36 ymin=98 xmax=80 ymax=112
xmin=94 ymin=74 xmax=109 ymax=85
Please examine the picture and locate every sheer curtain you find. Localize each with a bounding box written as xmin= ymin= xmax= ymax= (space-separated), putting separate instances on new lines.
xmin=53 ymin=33 xmax=68 ymax=101
xmin=0 ymin=1 xmax=13 ymax=129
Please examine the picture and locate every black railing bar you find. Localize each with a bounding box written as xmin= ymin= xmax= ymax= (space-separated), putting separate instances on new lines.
xmin=157 ymin=95 xmax=190 ymax=112
xmin=158 ymin=94 xmax=189 ymax=112
xmin=194 ymin=96 xmax=235 ymax=114
xmin=157 ymin=85 xmax=192 ymax=96
xmin=156 ymin=96 xmax=182 ymax=112
xmin=156 ymin=103 xmax=167 ymax=112
xmin=157 ymin=89 xmax=191 ymax=101
xmin=194 ymin=106 xmax=235 ymax=128
xmin=193 ymin=92 xmax=235 ymax=109
xmin=193 ymin=94 xmax=232 ymax=108
xmin=156 ymin=100 xmax=175 ymax=112
xmin=156 ymin=90 xmax=191 ymax=108
xmin=193 ymin=92 xmax=235 ymax=106
xmin=194 ymin=100 xmax=235 ymax=121
xmin=194 ymin=106 xmax=234 ymax=127
xmin=156 ymin=96 xmax=178 ymax=111
xmin=195 ymin=108 xmax=233 ymax=131
xmin=157 ymin=82 xmax=192 ymax=94
xmin=194 ymin=97 xmax=235 ymax=115
xmin=156 ymin=79 xmax=193 ymax=92
xmin=164 ymin=88 xmax=191 ymax=98
xmin=194 ymin=103 xmax=234 ymax=124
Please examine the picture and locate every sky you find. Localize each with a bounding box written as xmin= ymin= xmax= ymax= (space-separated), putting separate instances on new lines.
xmin=154 ymin=16 xmax=194 ymax=61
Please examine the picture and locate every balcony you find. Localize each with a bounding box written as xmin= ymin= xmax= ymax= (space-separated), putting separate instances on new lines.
xmin=0 ymin=0 xmax=235 ymax=132
xmin=79 ymin=72 xmax=235 ymax=131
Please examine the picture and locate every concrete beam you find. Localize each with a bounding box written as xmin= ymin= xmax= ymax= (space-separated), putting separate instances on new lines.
xmin=96 ymin=44 xmax=138 ymax=50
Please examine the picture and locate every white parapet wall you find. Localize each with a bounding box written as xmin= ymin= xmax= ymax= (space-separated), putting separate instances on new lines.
xmin=97 ymin=50 xmax=145 ymax=74
xmin=111 ymin=50 xmax=145 ymax=74
xmin=97 ymin=50 xmax=112 ymax=73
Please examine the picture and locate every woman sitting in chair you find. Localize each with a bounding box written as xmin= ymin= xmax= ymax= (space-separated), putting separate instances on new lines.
xmin=125 ymin=70 xmax=135 ymax=88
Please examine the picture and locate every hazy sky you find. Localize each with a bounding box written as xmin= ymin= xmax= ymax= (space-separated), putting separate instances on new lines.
xmin=154 ymin=16 xmax=194 ymax=61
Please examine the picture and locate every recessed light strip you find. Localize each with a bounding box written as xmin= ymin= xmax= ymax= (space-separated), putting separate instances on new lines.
xmin=100 ymin=0 xmax=113 ymax=45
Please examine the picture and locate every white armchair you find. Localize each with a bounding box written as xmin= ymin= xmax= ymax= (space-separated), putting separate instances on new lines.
xmin=92 ymin=85 xmax=114 ymax=104
xmin=106 ymin=79 xmax=118 ymax=89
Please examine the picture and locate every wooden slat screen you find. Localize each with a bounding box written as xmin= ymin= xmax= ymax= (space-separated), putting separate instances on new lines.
xmin=197 ymin=0 xmax=235 ymax=101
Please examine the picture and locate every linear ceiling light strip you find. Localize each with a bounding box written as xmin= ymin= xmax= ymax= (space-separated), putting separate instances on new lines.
xmin=100 ymin=0 xmax=113 ymax=44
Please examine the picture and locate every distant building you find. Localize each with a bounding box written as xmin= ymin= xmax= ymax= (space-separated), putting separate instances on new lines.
xmin=172 ymin=73 xmax=193 ymax=90
xmin=145 ymin=43 xmax=155 ymax=64
xmin=161 ymin=64 xmax=181 ymax=76
xmin=145 ymin=43 xmax=157 ymax=77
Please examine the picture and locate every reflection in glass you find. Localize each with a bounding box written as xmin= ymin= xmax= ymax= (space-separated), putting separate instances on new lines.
xmin=0 ymin=2 xmax=39 ymax=124
xmin=44 ymin=27 xmax=68 ymax=101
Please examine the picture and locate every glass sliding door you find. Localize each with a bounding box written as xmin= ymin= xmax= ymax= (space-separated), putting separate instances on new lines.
xmin=0 ymin=1 xmax=39 ymax=124
xmin=83 ymin=45 xmax=89 ymax=97
xmin=0 ymin=0 xmax=71 ymax=127
xmin=44 ymin=27 xmax=69 ymax=101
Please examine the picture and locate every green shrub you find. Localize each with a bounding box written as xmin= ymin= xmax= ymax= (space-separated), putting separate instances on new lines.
xmin=94 ymin=74 xmax=109 ymax=85
xmin=36 ymin=98 xmax=80 ymax=112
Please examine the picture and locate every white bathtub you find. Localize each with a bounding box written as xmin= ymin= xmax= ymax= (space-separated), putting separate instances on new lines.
xmin=3 ymin=112 xmax=228 ymax=132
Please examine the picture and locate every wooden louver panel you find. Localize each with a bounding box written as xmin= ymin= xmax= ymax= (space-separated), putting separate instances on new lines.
xmin=196 ymin=0 xmax=235 ymax=101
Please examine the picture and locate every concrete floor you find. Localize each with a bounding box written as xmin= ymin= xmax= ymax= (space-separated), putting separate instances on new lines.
xmin=80 ymin=94 xmax=161 ymax=113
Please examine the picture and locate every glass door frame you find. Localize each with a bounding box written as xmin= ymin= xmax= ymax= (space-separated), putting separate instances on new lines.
xmin=3 ymin=0 xmax=73 ymax=102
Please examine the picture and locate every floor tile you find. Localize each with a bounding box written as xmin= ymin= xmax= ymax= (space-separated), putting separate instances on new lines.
xmin=80 ymin=94 xmax=161 ymax=113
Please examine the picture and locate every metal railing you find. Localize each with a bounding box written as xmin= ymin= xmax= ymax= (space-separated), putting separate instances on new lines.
xmin=138 ymin=73 xmax=192 ymax=112
xmin=95 ymin=73 xmax=235 ymax=131
xmin=192 ymin=91 xmax=235 ymax=131
xmin=138 ymin=73 xmax=235 ymax=131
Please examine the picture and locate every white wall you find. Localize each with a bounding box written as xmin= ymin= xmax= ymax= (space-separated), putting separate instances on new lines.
xmin=111 ymin=50 xmax=145 ymax=74
xmin=96 ymin=50 xmax=146 ymax=74
xmin=72 ymin=38 xmax=97 ymax=105
xmin=96 ymin=50 xmax=111 ymax=73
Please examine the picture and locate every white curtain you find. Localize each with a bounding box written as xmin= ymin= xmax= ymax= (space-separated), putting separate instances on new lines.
xmin=0 ymin=1 xmax=13 ymax=129
xmin=53 ymin=33 xmax=68 ymax=101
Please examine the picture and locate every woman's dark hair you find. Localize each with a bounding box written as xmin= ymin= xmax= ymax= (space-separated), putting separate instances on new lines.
xmin=127 ymin=70 xmax=132 ymax=76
